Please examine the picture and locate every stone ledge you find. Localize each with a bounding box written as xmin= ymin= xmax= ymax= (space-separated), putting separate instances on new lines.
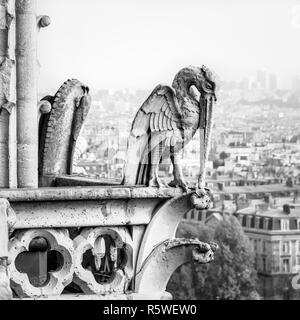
xmin=0 ymin=186 xmax=186 ymax=202
xmin=0 ymin=186 xmax=183 ymax=202
xmin=2 ymin=183 xmax=297 ymax=203
xmin=12 ymin=291 xmax=172 ymax=300
xmin=12 ymin=199 xmax=159 ymax=228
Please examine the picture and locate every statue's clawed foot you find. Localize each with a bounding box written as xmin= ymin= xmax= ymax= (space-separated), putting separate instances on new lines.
xmin=148 ymin=175 xmax=165 ymax=188
xmin=168 ymin=178 xmax=189 ymax=192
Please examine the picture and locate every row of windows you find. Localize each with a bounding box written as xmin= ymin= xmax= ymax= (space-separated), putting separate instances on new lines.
xmin=251 ymin=239 xmax=300 ymax=255
xmin=255 ymin=255 xmax=299 ymax=273
xmin=239 ymin=214 xmax=300 ymax=231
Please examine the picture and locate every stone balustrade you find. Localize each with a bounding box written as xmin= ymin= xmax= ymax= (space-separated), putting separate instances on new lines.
xmin=0 ymin=186 xmax=217 ymax=300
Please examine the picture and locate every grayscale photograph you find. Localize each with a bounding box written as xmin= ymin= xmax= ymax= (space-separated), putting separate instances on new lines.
xmin=0 ymin=0 xmax=300 ymax=309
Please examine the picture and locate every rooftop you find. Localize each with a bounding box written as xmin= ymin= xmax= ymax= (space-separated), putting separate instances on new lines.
xmin=237 ymin=204 xmax=300 ymax=218
xmin=218 ymin=184 xmax=300 ymax=194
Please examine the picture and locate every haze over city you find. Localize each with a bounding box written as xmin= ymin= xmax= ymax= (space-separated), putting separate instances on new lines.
xmin=37 ymin=0 xmax=300 ymax=92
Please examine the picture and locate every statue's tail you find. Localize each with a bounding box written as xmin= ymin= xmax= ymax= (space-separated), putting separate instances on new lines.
xmin=122 ymin=134 xmax=149 ymax=185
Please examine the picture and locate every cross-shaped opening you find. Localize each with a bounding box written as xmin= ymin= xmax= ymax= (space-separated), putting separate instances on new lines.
xmin=15 ymin=237 xmax=64 ymax=287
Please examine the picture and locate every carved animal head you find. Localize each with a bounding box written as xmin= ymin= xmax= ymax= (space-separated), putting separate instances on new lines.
xmin=172 ymin=65 xmax=218 ymax=102
xmin=200 ymin=65 xmax=218 ymax=101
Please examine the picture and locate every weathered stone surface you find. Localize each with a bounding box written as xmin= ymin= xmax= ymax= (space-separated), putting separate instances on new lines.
xmin=0 ymin=0 xmax=14 ymax=188
xmin=0 ymin=258 xmax=12 ymax=300
xmin=38 ymin=79 xmax=91 ymax=184
xmin=2 ymin=190 xmax=217 ymax=299
xmin=0 ymin=186 xmax=185 ymax=202
xmin=11 ymin=198 xmax=159 ymax=229
xmin=0 ymin=198 xmax=16 ymax=261
xmin=15 ymin=0 xmax=39 ymax=188
xmin=136 ymin=194 xmax=192 ymax=273
xmin=190 ymin=188 xmax=212 ymax=210
xmin=135 ymin=238 xmax=217 ymax=295
xmin=0 ymin=199 xmax=13 ymax=300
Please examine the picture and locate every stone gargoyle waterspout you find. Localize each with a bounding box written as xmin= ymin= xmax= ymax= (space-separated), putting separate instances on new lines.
xmin=123 ymin=65 xmax=217 ymax=195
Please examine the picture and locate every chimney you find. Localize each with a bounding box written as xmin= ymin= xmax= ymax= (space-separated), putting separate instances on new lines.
xmin=263 ymin=193 xmax=274 ymax=208
xmin=286 ymin=177 xmax=293 ymax=188
xmin=283 ymin=204 xmax=291 ymax=215
xmin=255 ymin=204 xmax=261 ymax=214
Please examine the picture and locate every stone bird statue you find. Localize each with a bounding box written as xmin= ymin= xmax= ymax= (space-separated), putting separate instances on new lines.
xmin=38 ymin=79 xmax=91 ymax=185
xmin=123 ymin=66 xmax=217 ymax=192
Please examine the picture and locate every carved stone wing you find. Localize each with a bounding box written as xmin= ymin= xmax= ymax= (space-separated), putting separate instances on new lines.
xmin=131 ymin=84 xmax=181 ymax=138
xmin=123 ymin=85 xmax=181 ymax=185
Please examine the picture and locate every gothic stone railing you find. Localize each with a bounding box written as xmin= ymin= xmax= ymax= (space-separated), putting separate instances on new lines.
xmin=0 ymin=186 xmax=217 ymax=300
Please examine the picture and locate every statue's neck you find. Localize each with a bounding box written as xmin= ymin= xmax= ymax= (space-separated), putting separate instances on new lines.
xmin=173 ymin=79 xmax=189 ymax=98
xmin=174 ymin=86 xmax=198 ymax=111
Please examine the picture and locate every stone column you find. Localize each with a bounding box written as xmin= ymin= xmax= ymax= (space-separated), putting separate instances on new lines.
xmin=0 ymin=0 xmax=14 ymax=188
xmin=15 ymin=0 xmax=38 ymax=188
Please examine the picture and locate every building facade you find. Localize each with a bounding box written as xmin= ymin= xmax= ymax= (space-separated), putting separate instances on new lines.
xmin=235 ymin=203 xmax=300 ymax=299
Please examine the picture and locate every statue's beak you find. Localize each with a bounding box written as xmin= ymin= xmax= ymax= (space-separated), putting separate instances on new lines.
xmin=198 ymin=92 xmax=215 ymax=190
xmin=189 ymin=83 xmax=216 ymax=190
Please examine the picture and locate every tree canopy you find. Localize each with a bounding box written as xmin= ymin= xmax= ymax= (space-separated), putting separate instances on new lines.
xmin=167 ymin=215 xmax=260 ymax=300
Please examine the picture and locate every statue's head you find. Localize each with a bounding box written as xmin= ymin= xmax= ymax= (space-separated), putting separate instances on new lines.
xmin=200 ymin=65 xmax=218 ymax=101
xmin=172 ymin=65 xmax=219 ymax=102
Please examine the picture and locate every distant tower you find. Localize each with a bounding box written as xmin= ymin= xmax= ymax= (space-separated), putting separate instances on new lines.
xmin=268 ymin=73 xmax=278 ymax=91
xmin=256 ymin=69 xmax=267 ymax=90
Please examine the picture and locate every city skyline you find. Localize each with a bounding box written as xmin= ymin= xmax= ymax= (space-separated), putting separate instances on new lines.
xmin=37 ymin=0 xmax=300 ymax=92
xmin=40 ymin=70 xmax=294 ymax=95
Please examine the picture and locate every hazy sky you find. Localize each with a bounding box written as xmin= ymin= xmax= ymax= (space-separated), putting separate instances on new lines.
xmin=37 ymin=0 xmax=300 ymax=92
